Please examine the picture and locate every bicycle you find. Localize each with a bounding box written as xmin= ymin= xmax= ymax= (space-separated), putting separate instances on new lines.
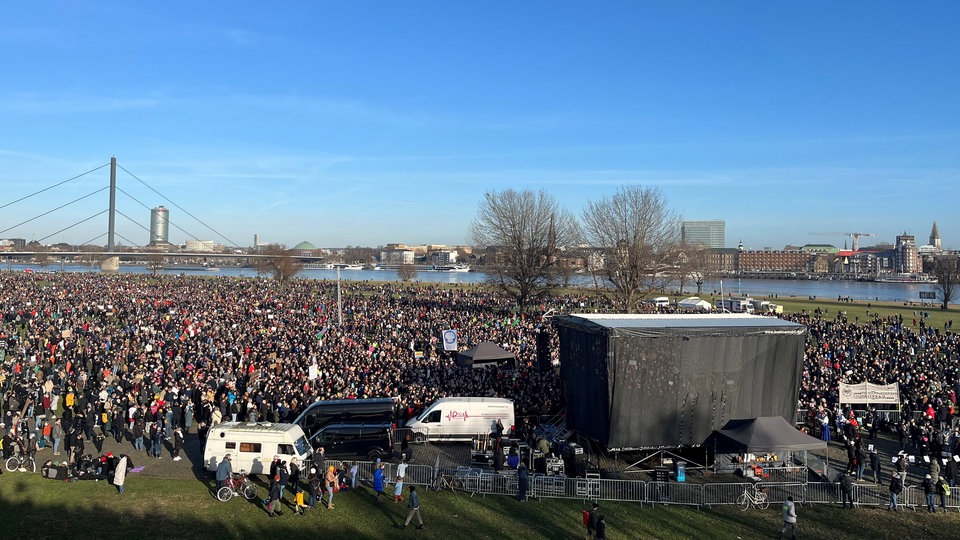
xmin=217 ymin=470 xmax=259 ymax=502
xmin=737 ymin=483 xmax=770 ymax=511
xmin=5 ymin=439 xmax=37 ymax=473
xmin=430 ymin=468 xmax=464 ymax=493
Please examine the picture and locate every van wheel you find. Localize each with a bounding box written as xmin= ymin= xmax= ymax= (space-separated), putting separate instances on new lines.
xmin=367 ymin=450 xmax=383 ymax=462
xmin=413 ymin=432 xmax=426 ymax=444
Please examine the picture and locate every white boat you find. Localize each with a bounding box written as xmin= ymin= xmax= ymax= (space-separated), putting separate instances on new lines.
xmin=333 ymin=263 xmax=364 ymax=270
xmin=434 ymin=264 xmax=471 ymax=272
xmin=874 ymin=273 xmax=937 ymax=284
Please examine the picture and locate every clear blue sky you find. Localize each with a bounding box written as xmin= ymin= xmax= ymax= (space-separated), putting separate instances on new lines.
xmin=2 ymin=1 xmax=958 ymax=250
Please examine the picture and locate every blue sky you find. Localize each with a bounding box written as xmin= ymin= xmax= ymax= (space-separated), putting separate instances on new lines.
xmin=2 ymin=1 xmax=958 ymax=250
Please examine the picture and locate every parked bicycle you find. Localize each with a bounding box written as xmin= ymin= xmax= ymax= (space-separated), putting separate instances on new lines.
xmin=5 ymin=439 xmax=37 ymax=473
xmin=737 ymin=483 xmax=770 ymax=511
xmin=217 ymin=470 xmax=259 ymax=502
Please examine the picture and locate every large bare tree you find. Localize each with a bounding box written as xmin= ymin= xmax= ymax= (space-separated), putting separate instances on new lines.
xmin=678 ymin=242 xmax=716 ymax=296
xmin=397 ymin=263 xmax=418 ymax=282
xmin=930 ymin=255 xmax=960 ymax=310
xmin=261 ymin=244 xmax=304 ymax=286
xmin=469 ymin=189 xmax=577 ymax=313
xmin=581 ymin=186 xmax=681 ymax=312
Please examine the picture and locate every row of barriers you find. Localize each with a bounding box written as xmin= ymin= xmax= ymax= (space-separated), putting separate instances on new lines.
xmin=326 ymin=458 xmax=960 ymax=511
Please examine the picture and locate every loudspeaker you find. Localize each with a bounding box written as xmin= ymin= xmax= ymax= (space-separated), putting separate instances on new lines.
xmin=536 ymin=331 xmax=551 ymax=372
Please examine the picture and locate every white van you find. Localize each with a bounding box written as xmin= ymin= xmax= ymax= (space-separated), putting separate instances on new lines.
xmin=652 ymin=297 xmax=670 ymax=308
xmin=203 ymin=422 xmax=313 ymax=475
xmin=405 ymin=397 xmax=515 ymax=442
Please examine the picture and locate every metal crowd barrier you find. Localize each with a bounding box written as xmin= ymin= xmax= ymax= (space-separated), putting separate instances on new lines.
xmin=320 ymin=458 xmax=960 ymax=511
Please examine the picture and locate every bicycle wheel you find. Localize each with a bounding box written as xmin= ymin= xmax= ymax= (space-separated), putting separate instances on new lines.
xmin=737 ymin=492 xmax=751 ymax=511
xmin=217 ymin=486 xmax=234 ymax=502
xmin=25 ymin=458 xmax=37 ymax=473
xmin=242 ymin=482 xmax=258 ymax=500
xmin=5 ymin=457 xmax=19 ymax=472
xmin=757 ymin=493 xmax=770 ymax=509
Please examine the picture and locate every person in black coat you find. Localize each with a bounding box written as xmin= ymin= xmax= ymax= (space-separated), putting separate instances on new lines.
xmin=594 ymin=515 xmax=606 ymax=539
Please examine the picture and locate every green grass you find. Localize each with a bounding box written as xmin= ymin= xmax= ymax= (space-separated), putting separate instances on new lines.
xmin=2 ymin=473 xmax=959 ymax=539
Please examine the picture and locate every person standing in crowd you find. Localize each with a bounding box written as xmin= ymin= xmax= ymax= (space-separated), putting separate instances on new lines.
xmin=172 ymin=426 xmax=184 ymax=461
xmin=216 ymin=454 xmax=232 ymax=492
xmin=393 ymin=473 xmax=405 ymax=503
xmin=113 ymin=454 xmax=128 ymax=495
xmin=307 ymin=467 xmax=321 ymax=509
xmin=517 ymin=461 xmax=529 ymax=502
xmin=869 ymin=447 xmax=881 ymax=483
xmin=585 ymin=502 xmax=599 ymax=539
xmin=889 ymin=472 xmax=903 ymax=511
xmin=922 ymin=474 xmax=936 ymax=513
xmin=594 ymin=515 xmax=606 ymax=540
xmin=399 ymin=485 xmax=424 ymax=530
xmin=373 ymin=459 xmax=386 ymax=501
xmin=51 ymin=418 xmax=64 ymax=456
xmin=936 ymin=475 xmax=950 ymax=512
xmin=839 ymin=472 xmax=855 ymax=509
xmin=777 ymin=496 xmax=797 ymax=540
xmin=324 ymin=465 xmax=337 ymax=510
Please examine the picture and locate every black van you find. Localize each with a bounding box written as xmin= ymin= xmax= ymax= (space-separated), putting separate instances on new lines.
xmin=310 ymin=422 xmax=395 ymax=462
xmin=295 ymin=398 xmax=395 ymax=440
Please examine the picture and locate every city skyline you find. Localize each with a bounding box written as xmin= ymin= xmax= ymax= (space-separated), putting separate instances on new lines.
xmin=1 ymin=2 xmax=958 ymax=250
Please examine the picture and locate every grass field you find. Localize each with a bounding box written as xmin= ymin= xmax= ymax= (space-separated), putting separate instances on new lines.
xmin=1 ymin=472 xmax=959 ymax=539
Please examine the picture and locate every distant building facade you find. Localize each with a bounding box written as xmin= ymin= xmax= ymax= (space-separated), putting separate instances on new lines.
xmin=681 ymin=220 xmax=725 ymax=249
xmin=894 ymin=233 xmax=920 ymax=273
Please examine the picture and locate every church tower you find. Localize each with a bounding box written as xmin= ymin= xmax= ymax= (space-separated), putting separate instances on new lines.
xmin=930 ymin=222 xmax=941 ymax=251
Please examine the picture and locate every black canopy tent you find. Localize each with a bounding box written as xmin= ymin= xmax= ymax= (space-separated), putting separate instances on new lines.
xmin=708 ymin=416 xmax=827 ymax=476
xmin=455 ymin=342 xmax=516 ymax=369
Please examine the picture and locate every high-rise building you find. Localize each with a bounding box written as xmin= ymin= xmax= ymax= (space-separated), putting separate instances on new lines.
xmin=150 ymin=206 xmax=170 ymax=245
xmin=894 ymin=232 xmax=920 ymax=273
xmin=681 ymin=220 xmax=725 ymax=249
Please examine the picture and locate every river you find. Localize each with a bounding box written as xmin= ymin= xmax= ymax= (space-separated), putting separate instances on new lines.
xmin=7 ymin=264 xmax=940 ymax=304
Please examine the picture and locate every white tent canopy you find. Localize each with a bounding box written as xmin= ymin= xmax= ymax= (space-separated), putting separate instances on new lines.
xmin=678 ymin=297 xmax=712 ymax=312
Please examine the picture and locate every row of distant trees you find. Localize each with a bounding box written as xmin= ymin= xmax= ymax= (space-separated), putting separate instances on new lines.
xmin=86 ymin=184 xmax=957 ymax=311
xmin=469 ymin=185 xmax=960 ymax=313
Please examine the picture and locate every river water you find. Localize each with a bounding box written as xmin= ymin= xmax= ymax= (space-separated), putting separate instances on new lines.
xmin=8 ymin=264 xmax=939 ymax=304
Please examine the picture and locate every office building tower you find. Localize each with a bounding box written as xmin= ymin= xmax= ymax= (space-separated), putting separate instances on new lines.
xmin=150 ymin=206 xmax=170 ymax=245
xmin=681 ymin=220 xmax=725 ymax=249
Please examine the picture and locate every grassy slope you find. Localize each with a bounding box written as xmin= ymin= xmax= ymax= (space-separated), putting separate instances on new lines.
xmin=1 ymin=473 xmax=958 ymax=539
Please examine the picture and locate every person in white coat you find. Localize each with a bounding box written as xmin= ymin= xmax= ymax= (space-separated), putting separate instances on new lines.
xmin=113 ymin=455 xmax=128 ymax=495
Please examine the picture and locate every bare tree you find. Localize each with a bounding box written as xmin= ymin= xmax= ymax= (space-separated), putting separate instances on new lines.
xmin=581 ymin=186 xmax=681 ymax=313
xmin=146 ymin=253 xmax=166 ymax=275
xmin=261 ymin=244 xmax=304 ymax=286
xmin=677 ymin=242 xmax=715 ymax=296
xmin=397 ymin=263 xmax=418 ymax=282
xmin=469 ymin=189 xmax=578 ymax=313
xmin=930 ymin=255 xmax=960 ymax=310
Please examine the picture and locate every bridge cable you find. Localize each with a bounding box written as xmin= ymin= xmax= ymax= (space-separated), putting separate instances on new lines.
xmin=38 ymin=210 xmax=110 ymax=243
xmin=0 ymin=162 xmax=110 ymax=211
xmin=116 ymin=164 xmax=242 ymax=248
xmin=79 ymin=232 xmax=107 ymax=247
xmin=0 ymin=186 xmax=109 ymax=236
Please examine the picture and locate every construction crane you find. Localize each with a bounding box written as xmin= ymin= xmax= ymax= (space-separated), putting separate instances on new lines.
xmin=808 ymin=231 xmax=877 ymax=251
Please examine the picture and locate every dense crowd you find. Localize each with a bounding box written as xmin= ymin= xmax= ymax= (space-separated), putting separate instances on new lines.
xmin=2 ymin=271 xmax=960 ymax=480
xmin=790 ymin=308 xmax=960 ymax=483
xmin=0 ymin=272 xmax=590 ymax=464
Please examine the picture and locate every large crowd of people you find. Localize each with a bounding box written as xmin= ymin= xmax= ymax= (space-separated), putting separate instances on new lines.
xmin=0 ymin=272 xmax=583 ymax=465
xmin=1 ymin=271 xmax=959 ymax=490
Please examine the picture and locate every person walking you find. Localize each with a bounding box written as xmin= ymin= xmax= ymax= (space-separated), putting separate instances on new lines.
xmin=777 ymin=496 xmax=797 ymax=540
xmin=373 ymin=460 xmax=386 ymax=501
xmin=267 ymin=474 xmax=283 ymax=517
xmin=393 ymin=474 xmax=405 ymax=503
xmin=399 ymin=485 xmax=424 ymax=530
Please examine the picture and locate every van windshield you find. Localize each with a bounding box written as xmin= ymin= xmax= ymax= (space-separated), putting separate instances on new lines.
xmin=293 ymin=435 xmax=311 ymax=456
